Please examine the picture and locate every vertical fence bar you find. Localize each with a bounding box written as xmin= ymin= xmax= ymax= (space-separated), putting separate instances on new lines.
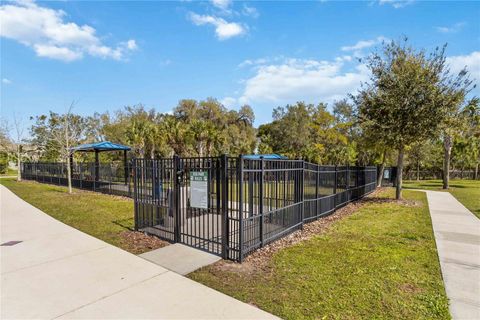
xmin=334 ymin=165 xmax=338 ymax=207
xmin=173 ymin=155 xmax=180 ymax=243
xmin=300 ymin=160 xmax=305 ymax=226
xmin=346 ymin=164 xmax=350 ymax=203
xmin=259 ymin=156 xmax=264 ymax=247
xmin=221 ymin=154 xmax=229 ymax=259
xmin=133 ymin=159 xmax=139 ymax=230
xmin=238 ymin=155 xmax=244 ymax=262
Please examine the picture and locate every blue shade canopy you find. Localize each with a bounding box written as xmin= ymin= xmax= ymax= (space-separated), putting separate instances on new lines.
xmin=70 ymin=141 xmax=131 ymax=152
xmin=243 ymin=154 xmax=288 ymax=160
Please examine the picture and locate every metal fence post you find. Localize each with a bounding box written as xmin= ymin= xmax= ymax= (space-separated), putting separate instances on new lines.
xmin=133 ymin=159 xmax=139 ymax=230
xmin=346 ymin=164 xmax=350 ymax=202
xmin=356 ymin=167 xmax=360 ymax=198
xmin=128 ymin=160 xmax=132 ymax=197
xmin=221 ymin=154 xmax=229 ymax=259
xmin=259 ymin=156 xmax=264 ymax=247
xmin=173 ymin=155 xmax=180 ymax=243
xmin=334 ymin=165 xmax=338 ymax=208
xmin=300 ymin=160 xmax=304 ymax=227
xmin=238 ymin=155 xmax=244 ymax=262
xmin=315 ymin=164 xmax=319 ymax=218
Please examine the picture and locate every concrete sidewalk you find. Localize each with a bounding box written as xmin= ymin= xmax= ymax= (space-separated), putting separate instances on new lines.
xmin=0 ymin=185 xmax=278 ymax=319
xmin=140 ymin=243 xmax=221 ymax=275
xmin=425 ymin=190 xmax=480 ymax=320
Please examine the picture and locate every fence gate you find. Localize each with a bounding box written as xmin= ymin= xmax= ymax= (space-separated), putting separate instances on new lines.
xmin=133 ymin=156 xmax=228 ymax=257
xmin=175 ymin=156 xmax=227 ymax=256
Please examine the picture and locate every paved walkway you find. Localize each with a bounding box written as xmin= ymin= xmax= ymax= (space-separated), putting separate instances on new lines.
xmin=140 ymin=244 xmax=221 ymax=275
xmin=0 ymin=185 xmax=278 ymax=319
xmin=425 ymin=190 xmax=480 ymax=320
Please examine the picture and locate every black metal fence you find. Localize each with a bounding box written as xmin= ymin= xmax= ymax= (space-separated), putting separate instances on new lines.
xmin=20 ymin=161 xmax=132 ymax=197
xmin=133 ymin=156 xmax=377 ymax=262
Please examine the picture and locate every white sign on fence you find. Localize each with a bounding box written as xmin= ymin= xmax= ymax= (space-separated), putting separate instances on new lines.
xmin=190 ymin=171 xmax=208 ymax=209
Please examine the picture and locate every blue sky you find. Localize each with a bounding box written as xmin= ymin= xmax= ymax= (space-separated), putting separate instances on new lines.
xmin=1 ymin=0 xmax=479 ymax=137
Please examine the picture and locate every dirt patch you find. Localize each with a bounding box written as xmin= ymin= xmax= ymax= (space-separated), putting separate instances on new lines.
xmin=361 ymin=196 xmax=421 ymax=207
xmin=120 ymin=230 xmax=169 ymax=254
xmin=399 ymin=283 xmax=424 ymax=294
xmin=209 ymin=188 xmax=389 ymax=274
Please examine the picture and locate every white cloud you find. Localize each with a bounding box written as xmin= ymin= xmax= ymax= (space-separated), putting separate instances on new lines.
xmin=211 ymin=0 xmax=231 ymax=11
xmin=34 ymin=44 xmax=82 ymax=61
xmin=0 ymin=0 xmax=137 ymax=61
xmin=447 ymin=51 xmax=480 ymax=78
xmin=221 ymin=96 xmax=236 ymax=107
xmin=242 ymin=5 xmax=259 ymax=18
xmin=2 ymin=78 xmax=12 ymax=84
xmin=378 ymin=0 xmax=415 ymax=9
xmin=236 ymin=58 xmax=370 ymax=106
xmin=341 ymin=36 xmax=387 ymax=52
xmin=436 ymin=22 xmax=466 ymax=34
xmin=189 ymin=13 xmax=245 ymax=40
xmin=238 ymin=58 xmax=268 ymax=68
xmin=125 ymin=39 xmax=138 ymax=50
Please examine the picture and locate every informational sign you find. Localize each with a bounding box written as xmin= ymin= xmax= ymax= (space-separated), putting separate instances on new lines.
xmin=384 ymin=170 xmax=390 ymax=179
xmin=190 ymin=171 xmax=208 ymax=209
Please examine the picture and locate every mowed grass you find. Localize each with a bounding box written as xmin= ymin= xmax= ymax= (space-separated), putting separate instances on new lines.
xmin=0 ymin=178 xmax=135 ymax=251
xmin=403 ymin=179 xmax=480 ymax=218
xmin=0 ymin=168 xmax=18 ymax=176
xmin=189 ymin=189 xmax=450 ymax=320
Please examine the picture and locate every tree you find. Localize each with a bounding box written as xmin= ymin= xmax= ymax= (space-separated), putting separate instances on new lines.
xmin=29 ymin=103 xmax=88 ymax=193
xmin=13 ymin=114 xmax=25 ymax=181
xmin=441 ymin=95 xmax=477 ymax=189
xmin=457 ymin=98 xmax=480 ymax=179
xmin=257 ymin=102 xmax=355 ymax=165
xmin=354 ymin=39 xmax=465 ymax=199
xmin=52 ymin=102 xmax=80 ymax=193
xmin=0 ymin=120 xmax=14 ymax=174
xmin=407 ymin=141 xmax=437 ymax=180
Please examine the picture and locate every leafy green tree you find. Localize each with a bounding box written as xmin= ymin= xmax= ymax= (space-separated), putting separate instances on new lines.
xmin=354 ymin=39 xmax=470 ymax=199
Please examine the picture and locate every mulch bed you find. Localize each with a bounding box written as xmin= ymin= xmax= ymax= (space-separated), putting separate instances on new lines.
xmin=209 ymin=187 xmax=416 ymax=274
xmin=120 ymin=230 xmax=170 ymax=255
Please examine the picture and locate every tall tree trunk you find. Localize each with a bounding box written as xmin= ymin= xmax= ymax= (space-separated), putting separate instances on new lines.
xmin=475 ymin=162 xmax=479 ymax=180
xmin=396 ymin=145 xmax=405 ymax=200
xmin=16 ymin=144 xmax=21 ymax=182
xmin=416 ymin=161 xmax=420 ymax=181
xmin=443 ymin=135 xmax=452 ymax=189
xmin=377 ymin=148 xmax=387 ymax=187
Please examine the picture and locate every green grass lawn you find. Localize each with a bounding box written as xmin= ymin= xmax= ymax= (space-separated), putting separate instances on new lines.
xmin=0 ymin=178 xmax=166 ymax=254
xmin=0 ymin=168 xmax=18 ymax=176
xmin=403 ymin=179 xmax=480 ymax=218
xmin=189 ymin=189 xmax=450 ymax=320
